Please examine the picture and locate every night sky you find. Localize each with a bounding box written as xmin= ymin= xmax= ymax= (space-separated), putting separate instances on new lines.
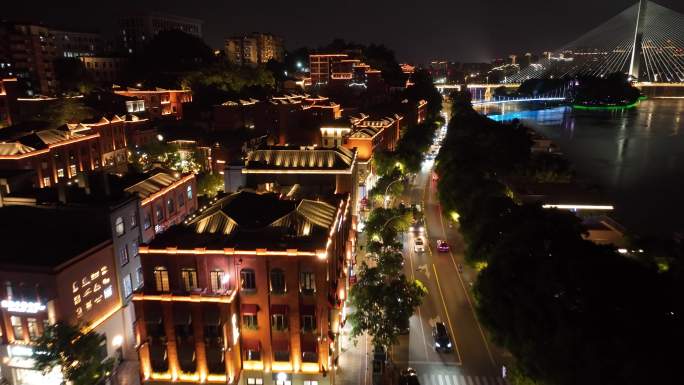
xmin=4 ymin=0 xmax=683 ymax=63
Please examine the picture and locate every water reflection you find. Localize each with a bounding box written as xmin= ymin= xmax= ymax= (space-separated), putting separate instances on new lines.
xmin=477 ymin=100 xmax=684 ymax=235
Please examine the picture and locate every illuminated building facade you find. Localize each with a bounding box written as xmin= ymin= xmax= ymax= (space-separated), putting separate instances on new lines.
xmin=114 ymin=88 xmax=193 ymax=119
xmin=0 ymin=22 xmax=57 ymax=96
xmin=0 ymin=78 xmax=20 ymax=128
xmin=0 ymin=206 xmax=131 ymax=385
xmin=51 ymin=29 xmax=101 ymax=58
xmin=134 ymin=190 xmax=354 ymax=385
xmin=119 ymin=12 xmax=203 ymax=54
xmin=80 ymin=57 xmax=128 ymax=83
xmin=0 ymin=115 xmax=137 ymax=188
xmin=225 ymin=33 xmax=284 ymax=66
xmin=124 ymin=171 xmax=198 ymax=243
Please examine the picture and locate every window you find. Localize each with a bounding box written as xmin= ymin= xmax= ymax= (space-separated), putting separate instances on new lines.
xmin=302 ymin=315 xmax=316 ymax=332
xmin=178 ymin=193 xmax=185 ymax=207
xmin=181 ymin=268 xmax=198 ymax=291
xmin=153 ymin=267 xmax=169 ymax=292
xmin=42 ymin=177 xmax=51 ymax=187
xmin=187 ymin=185 xmax=193 ymax=200
xmin=123 ymin=274 xmax=133 ymax=298
xmin=246 ymin=378 xmax=263 ymax=385
xmin=242 ymin=314 xmax=258 ymax=329
xmin=143 ymin=214 xmax=151 ymax=230
xmin=57 ymin=168 xmax=65 ymax=178
xmin=155 ymin=205 xmax=164 ymax=221
xmin=27 ymin=318 xmax=40 ymax=340
xmin=69 ymin=164 xmax=77 ymax=176
xmin=130 ymin=241 xmax=139 ymax=257
xmin=136 ymin=266 xmax=144 ymax=288
xmin=119 ymin=246 xmax=129 ymax=266
xmin=210 ymin=270 xmax=224 ymax=292
xmin=240 ymin=269 xmax=256 ymax=291
xmin=300 ymin=272 xmax=315 ymax=294
xmin=130 ymin=214 xmax=137 ymax=228
xmin=271 ymin=314 xmax=288 ymax=331
xmin=273 ymin=349 xmax=290 ymax=362
xmin=270 ymin=269 xmax=286 ymax=294
xmin=11 ymin=316 xmax=23 ymax=340
xmin=115 ymin=217 xmax=125 ymax=236
xmin=167 ymin=198 xmax=175 ymax=214
xmin=304 ymin=381 xmax=319 ymax=385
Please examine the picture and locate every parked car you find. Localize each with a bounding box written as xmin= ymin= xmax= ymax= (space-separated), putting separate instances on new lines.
xmin=432 ymin=322 xmax=453 ymax=352
xmin=436 ymin=240 xmax=450 ymax=252
xmin=399 ymin=368 xmax=420 ymax=385
xmin=414 ymin=237 xmax=425 ymax=253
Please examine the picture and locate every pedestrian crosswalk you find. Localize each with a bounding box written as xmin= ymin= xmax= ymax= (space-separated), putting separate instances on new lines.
xmin=420 ymin=374 xmax=507 ymax=385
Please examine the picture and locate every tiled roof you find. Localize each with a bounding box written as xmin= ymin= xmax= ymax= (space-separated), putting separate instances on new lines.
xmin=349 ymin=126 xmax=382 ymax=139
xmin=124 ymin=171 xmax=181 ymax=198
xmin=246 ymin=146 xmax=355 ymax=171
xmin=0 ymin=142 xmax=36 ymax=156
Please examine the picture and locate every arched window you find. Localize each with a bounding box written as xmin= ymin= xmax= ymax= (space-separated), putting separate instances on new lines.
xmin=270 ymin=269 xmax=286 ymax=294
xmin=153 ymin=267 xmax=169 ymax=292
xmin=115 ymin=217 xmax=125 ymax=236
xmin=240 ymin=269 xmax=256 ymax=291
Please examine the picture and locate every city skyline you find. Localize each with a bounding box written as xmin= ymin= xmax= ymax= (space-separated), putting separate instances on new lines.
xmin=3 ymin=0 xmax=684 ymax=63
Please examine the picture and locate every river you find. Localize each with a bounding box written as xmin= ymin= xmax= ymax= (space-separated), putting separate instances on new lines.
xmin=478 ymin=99 xmax=684 ymax=237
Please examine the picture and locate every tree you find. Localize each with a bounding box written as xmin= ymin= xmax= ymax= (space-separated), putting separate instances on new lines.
xmin=35 ymin=98 xmax=96 ymax=128
xmin=348 ymin=266 xmax=426 ymax=348
xmin=54 ymin=58 xmax=97 ymax=95
xmin=197 ymin=172 xmax=224 ymax=197
xmin=33 ymin=322 xmax=114 ymax=385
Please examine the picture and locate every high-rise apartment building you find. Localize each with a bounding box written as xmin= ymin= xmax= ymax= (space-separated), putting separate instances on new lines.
xmin=225 ymin=33 xmax=284 ymax=66
xmin=0 ymin=22 xmax=58 ymax=96
xmin=119 ymin=12 xmax=203 ymax=54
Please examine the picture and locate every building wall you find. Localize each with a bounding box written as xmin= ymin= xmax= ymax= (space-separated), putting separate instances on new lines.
xmin=225 ymin=33 xmax=283 ymax=66
xmin=139 ymin=176 xmax=197 ymax=243
xmin=114 ymin=90 xmax=192 ymax=119
xmin=80 ymin=57 xmax=127 ymax=83
xmin=51 ymin=30 xmax=101 ymax=58
xmin=0 ymin=23 xmax=57 ymax=96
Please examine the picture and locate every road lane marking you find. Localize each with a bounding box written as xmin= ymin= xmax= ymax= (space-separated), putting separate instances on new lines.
xmin=432 ymin=263 xmax=463 ymax=365
xmin=408 ymin=243 xmax=430 ymax=360
xmin=433 ymin=176 xmax=497 ymax=368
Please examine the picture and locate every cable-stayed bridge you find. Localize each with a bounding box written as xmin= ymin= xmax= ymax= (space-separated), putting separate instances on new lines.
xmin=506 ymin=0 xmax=684 ymax=83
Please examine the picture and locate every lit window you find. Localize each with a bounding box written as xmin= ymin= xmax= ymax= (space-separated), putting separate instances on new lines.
xmin=242 ymin=314 xmax=258 ymax=329
xmin=181 ymin=268 xmax=198 ymax=291
xmin=115 ymin=217 xmax=125 ymax=236
xmin=304 ymin=381 xmax=319 ymax=385
xmin=103 ymin=286 xmax=113 ymax=299
xmin=154 ymin=267 xmax=170 ymax=292
xmin=210 ymin=270 xmax=224 ymax=292
xmin=187 ymin=185 xmax=193 ymax=200
xmin=42 ymin=177 xmax=51 ymax=187
xmin=27 ymin=318 xmax=40 ymax=340
xmin=69 ymin=164 xmax=77 ymax=176
xmin=11 ymin=316 xmax=24 ymax=340
xmin=119 ymin=246 xmax=129 ymax=266
xmin=123 ymin=274 xmax=133 ymax=298
xmin=246 ymin=379 xmax=263 ymax=385
xmin=57 ymin=169 xmax=65 ymax=178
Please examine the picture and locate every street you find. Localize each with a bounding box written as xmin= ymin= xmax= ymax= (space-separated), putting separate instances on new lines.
xmin=338 ymin=118 xmax=509 ymax=385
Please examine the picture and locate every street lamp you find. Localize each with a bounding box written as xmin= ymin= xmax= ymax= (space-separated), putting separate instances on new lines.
xmin=383 ymin=177 xmax=404 ymax=209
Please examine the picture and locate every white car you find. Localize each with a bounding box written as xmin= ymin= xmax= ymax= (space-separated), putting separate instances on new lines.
xmin=414 ymin=237 xmax=425 ymax=253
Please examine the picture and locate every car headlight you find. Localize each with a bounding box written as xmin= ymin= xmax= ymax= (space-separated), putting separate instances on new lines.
xmin=435 ymin=342 xmax=441 ymax=347
xmin=447 ymin=342 xmax=452 ymax=348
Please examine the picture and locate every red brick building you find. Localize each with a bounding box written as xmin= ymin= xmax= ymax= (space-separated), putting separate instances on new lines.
xmin=0 ymin=115 xmax=135 ymax=188
xmin=134 ymin=190 xmax=354 ymax=385
xmin=114 ymin=88 xmax=192 ymax=119
xmin=124 ymin=171 xmax=198 ymax=243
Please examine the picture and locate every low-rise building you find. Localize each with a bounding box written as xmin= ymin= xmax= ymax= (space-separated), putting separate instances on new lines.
xmin=124 ymin=170 xmax=198 ymax=243
xmin=114 ymin=87 xmax=192 ymax=120
xmin=80 ymin=57 xmax=128 ymax=84
xmin=0 ymin=206 xmax=132 ymax=385
xmin=134 ymin=190 xmax=354 ymax=385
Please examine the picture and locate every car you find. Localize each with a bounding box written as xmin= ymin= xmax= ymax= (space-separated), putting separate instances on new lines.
xmin=436 ymin=240 xmax=450 ymax=252
xmin=414 ymin=237 xmax=425 ymax=253
xmin=410 ymin=217 xmax=425 ymax=234
xmin=399 ymin=368 xmax=420 ymax=385
xmin=432 ymin=322 xmax=453 ymax=352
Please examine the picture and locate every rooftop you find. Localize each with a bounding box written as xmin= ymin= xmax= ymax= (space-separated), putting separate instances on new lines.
xmin=0 ymin=206 xmax=110 ymax=270
xmin=149 ymin=191 xmax=342 ymax=251
xmin=244 ymin=146 xmax=356 ymax=172
xmin=124 ymin=170 xmax=190 ymax=200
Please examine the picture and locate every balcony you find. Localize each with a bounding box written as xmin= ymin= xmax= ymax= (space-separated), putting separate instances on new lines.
xmin=133 ymin=287 xmax=236 ymax=304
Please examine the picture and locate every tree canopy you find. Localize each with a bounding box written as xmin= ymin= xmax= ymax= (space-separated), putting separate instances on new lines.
xmin=33 ymin=322 xmax=114 ymax=385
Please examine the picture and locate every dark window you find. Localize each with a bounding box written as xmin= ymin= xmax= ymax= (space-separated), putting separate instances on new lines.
xmin=271 ymin=314 xmax=288 ymax=331
xmin=300 ymin=271 xmax=315 ymax=294
xmin=302 ymin=315 xmax=316 ymax=332
xmin=178 ymin=193 xmax=185 ymax=207
xmin=240 ymin=269 xmax=256 ymax=291
xmin=270 ymin=269 xmax=286 ymax=294
xmin=155 ymin=205 xmax=164 ymax=221
xmin=273 ymin=350 xmax=289 ymax=362
xmin=242 ymin=314 xmax=257 ymax=329
xmin=143 ymin=214 xmax=151 ymax=230
xmin=167 ymin=198 xmax=175 ymax=214
xmin=119 ymin=246 xmax=129 ymax=266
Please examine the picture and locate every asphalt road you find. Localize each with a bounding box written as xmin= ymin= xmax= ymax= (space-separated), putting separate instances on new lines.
xmin=393 ymin=144 xmax=508 ymax=385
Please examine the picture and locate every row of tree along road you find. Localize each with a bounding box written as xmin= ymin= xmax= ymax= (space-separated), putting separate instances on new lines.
xmin=434 ymin=91 xmax=684 ymax=385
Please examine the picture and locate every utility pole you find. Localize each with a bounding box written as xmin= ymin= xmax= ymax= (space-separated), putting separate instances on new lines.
xmin=629 ymin=0 xmax=648 ymax=79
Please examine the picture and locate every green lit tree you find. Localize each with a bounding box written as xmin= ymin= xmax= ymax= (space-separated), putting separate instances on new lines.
xmin=33 ymin=322 xmax=114 ymax=385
